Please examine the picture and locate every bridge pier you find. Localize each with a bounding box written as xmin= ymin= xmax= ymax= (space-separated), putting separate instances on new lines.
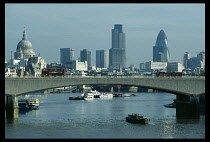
xmin=6 ymin=95 xmax=19 ymax=119
xmin=176 ymin=94 xmax=200 ymax=119
xmin=110 ymin=87 xmax=113 ymax=93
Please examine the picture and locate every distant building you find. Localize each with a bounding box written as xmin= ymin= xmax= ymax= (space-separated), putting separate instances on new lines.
xmin=139 ymin=63 xmax=145 ymax=71
xmin=153 ymin=30 xmax=170 ymax=62
xmin=145 ymin=61 xmax=167 ymax=72
xmin=183 ymin=52 xmax=190 ymax=69
xmin=183 ymin=51 xmax=205 ymax=71
xmin=65 ymin=60 xmax=88 ymax=71
xmin=25 ymin=57 xmax=47 ymax=77
xmin=80 ymin=49 xmax=91 ymax=68
xmin=5 ymin=68 xmax=17 ymax=77
xmin=167 ymin=62 xmax=183 ymax=72
xmin=96 ymin=50 xmax=109 ymax=68
xmin=109 ymin=24 xmax=126 ymax=69
xmin=6 ymin=27 xmax=47 ymax=77
xmin=60 ymin=48 xmax=74 ymax=65
xmin=14 ymin=28 xmax=35 ymax=59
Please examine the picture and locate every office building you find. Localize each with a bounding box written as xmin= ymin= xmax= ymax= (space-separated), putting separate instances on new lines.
xmin=188 ymin=51 xmax=205 ymax=70
xmin=145 ymin=61 xmax=167 ymax=72
xmin=109 ymin=24 xmax=126 ymax=69
xmin=96 ymin=50 xmax=109 ymax=68
xmin=60 ymin=48 xmax=74 ymax=65
xmin=80 ymin=49 xmax=91 ymax=68
xmin=183 ymin=52 xmax=190 ymax=69
xmin=183 ymin=51 xmax=205 ymax=71
xmin=167 ymin=62 xmax=183 ymax=72
xmin=139 ymin=63 xmax=145 ymax=71
xmin=153 ymin=30 xmax=170 ymax=62
xmin=65 ymin=60 xmax=88 ymax=71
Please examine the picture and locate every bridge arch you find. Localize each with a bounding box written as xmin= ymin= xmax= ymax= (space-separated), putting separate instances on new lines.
xmin=5 ymin=77 xmax=205 ymax=97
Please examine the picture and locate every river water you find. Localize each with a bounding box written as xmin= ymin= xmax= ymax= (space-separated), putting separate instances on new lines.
xmin=5 ymin=92 xmax=205 ymax=139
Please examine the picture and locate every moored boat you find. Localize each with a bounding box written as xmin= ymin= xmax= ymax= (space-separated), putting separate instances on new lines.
xmin=81 ymin=90 xmax=100 ymax=98
xmin=27 ymin=98 xmax=39 ymax=110
xmin=126 ymin=113 xmax=150 ymax=124
xmin=18 ymin=99 xmax=30 ymax=112
xmin=100 ymin=93 xmax=113 ymax=98
xmin=83 ymin=92 xmax=94 ymax=100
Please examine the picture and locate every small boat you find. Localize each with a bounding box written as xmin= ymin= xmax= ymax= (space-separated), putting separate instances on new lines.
xmin=126 ymin=113 xmax=150 ymax=124
xmin=69 ymin=96 xmax=84 ymax=100
xmin=83 ymin=92 xmax=94 ymax=100
xmin=27 ymin=98 xmax=39 ymax=110
xmin=122 ymin=94 xmax=130 ymax=97
xmin=100 ymin=93 xmax=113 ymax=98
xmin=131 ymin=94 xmax=137 ymax=96
xmin=113 ymin=93 xmax=131 ymax=97
xmin=81 ymin=90 xmax=100 ymax=98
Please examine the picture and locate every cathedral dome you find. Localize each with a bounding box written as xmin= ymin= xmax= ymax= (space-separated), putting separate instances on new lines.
xmin=17 ymin=40 xmax=32 ymax=50
xmin=17 ymin=28 xmax=33 ymax=50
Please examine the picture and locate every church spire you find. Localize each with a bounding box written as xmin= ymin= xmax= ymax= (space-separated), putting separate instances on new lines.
xmin=22 ymin=27 xmax=27 ymax=40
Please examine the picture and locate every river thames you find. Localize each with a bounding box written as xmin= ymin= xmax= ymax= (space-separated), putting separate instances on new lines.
xmin=5 ymin=92 xmax=205 ymax=139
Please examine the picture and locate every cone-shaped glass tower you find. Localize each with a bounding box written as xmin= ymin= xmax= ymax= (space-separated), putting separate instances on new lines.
xmin=153 ymin=30 xmax=170 ymax=62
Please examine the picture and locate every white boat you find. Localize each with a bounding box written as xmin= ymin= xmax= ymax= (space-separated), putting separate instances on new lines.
xmin=100 ymin=93 xmax=113 ymax=98
xmin=81 ymin=90 xmax=100 ymax=98
xmin=83 ymin=91 xmax=94 ymax=100
xmin=27 ymin=98 xmax=39 ymax=110
xmin=122 ymin=94 xmax=130 ymax=97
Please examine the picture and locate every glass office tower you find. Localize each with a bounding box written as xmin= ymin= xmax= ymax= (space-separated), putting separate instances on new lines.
xmin=153 ymin=30 xmax=170 ymax=62
xmin=109 ymin=24 xmax=126 ymax=69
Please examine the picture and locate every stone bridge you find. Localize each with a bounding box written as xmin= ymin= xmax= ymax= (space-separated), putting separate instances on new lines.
xmin=5 ymin=76 xmax=205 ymax=119
xmin=5 ymin=76 xmax=205 ymax=96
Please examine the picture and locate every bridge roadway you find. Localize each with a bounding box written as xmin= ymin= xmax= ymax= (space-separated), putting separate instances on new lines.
xmin=5 ymin=76 xmax=205 ymax=119
xmin=5 ymin=76 xmax=205 ymax=96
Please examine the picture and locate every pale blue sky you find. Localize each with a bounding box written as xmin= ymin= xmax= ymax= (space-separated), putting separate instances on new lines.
xmin=5 ymin=3 xmax=205 ymax=67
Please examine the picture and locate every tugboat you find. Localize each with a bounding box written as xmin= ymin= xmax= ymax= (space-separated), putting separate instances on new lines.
xmin=126 ymin=113 xmax=150 ymax=124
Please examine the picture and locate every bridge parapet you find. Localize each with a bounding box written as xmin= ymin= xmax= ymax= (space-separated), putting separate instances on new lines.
xmin=5 ymin=76 xmax=205 ymax=96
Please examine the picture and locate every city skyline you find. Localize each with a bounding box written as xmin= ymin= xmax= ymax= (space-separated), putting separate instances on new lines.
xmin=5 ymin=4 xmax=205 ymax=67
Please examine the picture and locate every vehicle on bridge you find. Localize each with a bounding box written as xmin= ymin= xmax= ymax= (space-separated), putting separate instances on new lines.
xmin=41 ymin=68 xmax=66 ymax=77
xmin=155 ymin=72 xmax=183 ymax=77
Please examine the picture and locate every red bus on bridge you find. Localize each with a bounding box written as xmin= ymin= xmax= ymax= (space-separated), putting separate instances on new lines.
xmin=41 ymin=68 xmax=66 ymax=77
xmin=155 ymin=72 xmax=183 ymax=77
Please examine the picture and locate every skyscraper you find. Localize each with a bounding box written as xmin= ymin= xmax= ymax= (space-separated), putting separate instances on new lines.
xmin=60 ymin=48 xmax=74 ymax=65
xmin=109 ymin=24 xmax=126 ymax=69
xmin=80 ymin=49 xmax=91 ymax=68
xmin=153 ymin=30 xmax=170 ymax=62
xmin=96 ymin=50 xmax=109 ymax=68
xmin=183 ymin=52 xmax=190 ymax=69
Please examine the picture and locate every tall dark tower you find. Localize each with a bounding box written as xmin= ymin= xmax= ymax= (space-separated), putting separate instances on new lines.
xmin=80 ymin=49 xmax=91 ymax=68
xmin=153 ymin=30 xmax=170 ymax=62
xmin=109 ymin=24 xmax=126 ymax=69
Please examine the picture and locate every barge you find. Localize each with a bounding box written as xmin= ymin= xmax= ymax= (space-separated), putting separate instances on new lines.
xmin=126 ymin=113 xmax=150 ymax=124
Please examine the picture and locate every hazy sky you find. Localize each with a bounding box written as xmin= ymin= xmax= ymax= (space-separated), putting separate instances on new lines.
xmin=5 ymin=3 xmax=205 ymax=67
